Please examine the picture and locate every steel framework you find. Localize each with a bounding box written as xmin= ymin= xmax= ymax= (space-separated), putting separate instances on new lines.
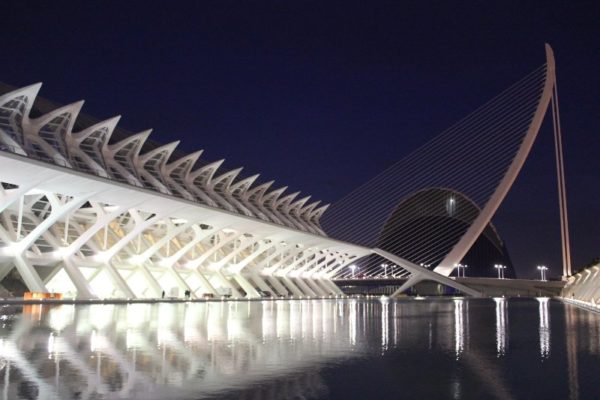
xmin=0 ymin=45 xmax=564 ymax=299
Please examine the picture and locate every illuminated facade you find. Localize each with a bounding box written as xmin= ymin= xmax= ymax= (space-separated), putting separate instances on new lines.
xmin=0 ymin=45 xmax=563 ymax=299
xmin=0 ymin=82 xmax=372 ymax=299
xmin=562 ymin=264 xmax=600 ymax=308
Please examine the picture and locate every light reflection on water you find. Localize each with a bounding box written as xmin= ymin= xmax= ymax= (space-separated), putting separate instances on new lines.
xmin=0 ymin=298 xmax=597 ymax=399
xmin=495 ymin=297 xmax=508 ymax=356
xmin=538 ymin=297 xmax=551 ymax=359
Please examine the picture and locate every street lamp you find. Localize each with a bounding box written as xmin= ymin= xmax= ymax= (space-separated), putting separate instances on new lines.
xmin=381 ymin=263 xmax=388 ymax=278
xmin=494 ymin=264 xmax=507 ymax=279
xmin=455 ymin=263 xmax=468 ymax=278
xmin=537 ymin=265 xmax=548 ymax=281
xmin=350 ymin=264 xmax=357 ymax=279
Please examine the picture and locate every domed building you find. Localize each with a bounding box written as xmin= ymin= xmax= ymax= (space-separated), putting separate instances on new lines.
xmin=376 ymin=188 xmax=515 ymax=279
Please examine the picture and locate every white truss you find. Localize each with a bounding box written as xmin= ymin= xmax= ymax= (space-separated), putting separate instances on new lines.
xmin=0 ymin=80 xmax=367 ymax=299
xmin=562 ymin=265 xmax=600 ymax=305
xmin=0 ymin=45 xmax=561 ymax=299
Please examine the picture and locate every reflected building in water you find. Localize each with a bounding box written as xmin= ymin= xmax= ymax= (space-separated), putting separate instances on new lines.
xmin=0 ymin=299 xmax=470 ymax=400
xmin=1 ymin=300 xmax=357 ymax=400
xmin=0 ymin=299 xmax=596 ymax=399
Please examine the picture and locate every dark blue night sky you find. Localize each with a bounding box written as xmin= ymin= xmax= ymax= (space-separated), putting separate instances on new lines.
xmin=4 ymin=1 xmax=599 ymax=278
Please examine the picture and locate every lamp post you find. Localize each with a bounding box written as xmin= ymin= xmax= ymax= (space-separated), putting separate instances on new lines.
xmin=537 ymin=265 xmax=548 ymax=281
xmin=455 ymin=263 xmax=468 ymax=278
xmin=350 ymin=264 xmax=357 ymax=279
xmin=494 ymin=264 xmax=506 ymax=279
xmin=381 ymin=263 xmax=388 ymax=278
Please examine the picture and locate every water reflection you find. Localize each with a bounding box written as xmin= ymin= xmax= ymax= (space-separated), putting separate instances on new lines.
xmin=380 ymin=298 xmax=389 ymax=352
xmin=0 ymin=300 xmax=366 ymax=400
xmin=565 ymin=304 xmax=579 ymax=400
xmin=494 ymin=297 xmax=508 ymax=356
xmin=537 ymin=297 xmax=551 ymax=359
xmin=454 ymin=299 xmax=466 ymax=358
xmin=0 ymin=299 xmax=596 ymax=399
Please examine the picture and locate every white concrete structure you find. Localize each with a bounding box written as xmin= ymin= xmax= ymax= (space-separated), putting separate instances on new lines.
xmin=0 ymin=45 xmax=566 ymax=299
xmin=0 ymin=82 xmax=377 ymax=299
xmin=562 ymin=265 xmax=600 ymax=308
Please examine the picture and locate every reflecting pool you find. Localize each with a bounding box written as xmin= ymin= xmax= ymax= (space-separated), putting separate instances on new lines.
xmin=0 ymin=298 xmax=599 ymax=399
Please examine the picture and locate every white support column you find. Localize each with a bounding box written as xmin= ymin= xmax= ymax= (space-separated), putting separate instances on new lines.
xmin=319 ymin=278 xmax=344 ymax=296
xmin=214 ymin=270 xmax=242 ymax=298
xmin=304 ymin=253 xmax=343 ymax=295
xmin=231 ymin=274 xmax=261 ymax=298
xmin=62 ymin=258 xmax=97 ymax=299
xmin=247 ymin=272 xmax=273 ymax=293
xmin=190 ymin=269 xmax=218 ymax=296
xmin=265 ymin=275 xmax=290 ymax=296
xmin=134 ymin=263 xmax=163 ymax=298
xmin=280 ymin=276 xmax=305 ymax=297
xmin=390 ymin=274 xmax=423 ymax=297
xmin=167 ymin=267 xmax=198 ymax=299
xmin=104 ymin=260 xmax=136 ymax=298
xmin=303 ymin=277 xmax=327 ymax=296
xmin=12 ymin=255 xmax=46 ymax=293
xmin=293 ymin=276 xmax=318 ymax=297
xmin=98 ymin=211 xmax=175 ymax=299
xmin=8 ymin=193 xmax=93 ymax=294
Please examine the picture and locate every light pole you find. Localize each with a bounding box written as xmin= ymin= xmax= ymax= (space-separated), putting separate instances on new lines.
xmin=381 ymin=263 xmax=388 ymax=278
xmin=455 ymin=263 xmax=468 ymax=278
xmin=350 ymin=264 xmax=356 ymax=279
xmin=537 ymin=265 xmax=548 ymax=281
xmin=494 ymin=264 xmax=506 ymax=279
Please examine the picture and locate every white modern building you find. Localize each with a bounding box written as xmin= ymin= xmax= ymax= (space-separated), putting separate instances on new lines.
xmin=0 ymin=45 xmax=566 ymax=299
xmin=0 ymin=82 xmax=373 ymax=299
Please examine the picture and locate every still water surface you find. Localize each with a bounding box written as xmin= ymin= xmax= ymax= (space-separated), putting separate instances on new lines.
xmin=0 ymin=298 xmax=598 ymax=399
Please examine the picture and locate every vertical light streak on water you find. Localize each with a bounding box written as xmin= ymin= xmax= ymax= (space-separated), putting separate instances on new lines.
xmin=261 ymin=301 xmax=275 ymax=342
xmin=349 ymin=299 xmax=357 ymax=346
xmin=494 ymin=298 xmax=508 ymax=356
xmin=333 ymin=301 xmax=338 ymax=335
xmin=393 ymin=301 xmax=399 ymax=346
xmin=454 ymin=299 xmax=465 ymax=358
xmin=565 ymin=304 xmax=579 ymax=400
xmin=381 ymin=299 xmax=389 ymax=352
xmin=537 ymin=297 xmax=551 ymax=359
xmin=207 ymin=302 xmax=225 ymax=341
xmin=290 ymin=301 xmax=301 ymax=340
xmin=276 ymin=300 xmax=289 ymax=339
xmin=301 ymin=300 xmax=311 ymax=339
